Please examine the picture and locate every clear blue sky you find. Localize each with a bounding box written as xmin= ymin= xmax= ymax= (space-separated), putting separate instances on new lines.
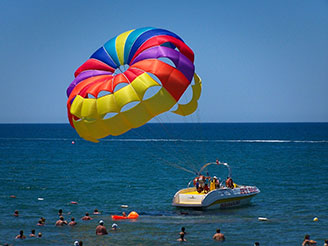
xmin=0 ymin=0 xmax=327 ymax=123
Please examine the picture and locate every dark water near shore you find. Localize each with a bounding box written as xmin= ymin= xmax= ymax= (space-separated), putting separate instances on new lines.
xmin=0 ymin=123 xmax=327 ymax=245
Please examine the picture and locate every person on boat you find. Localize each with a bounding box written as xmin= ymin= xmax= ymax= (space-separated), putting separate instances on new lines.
xmin=193 ymin=177 xmax=198 ymax=186
xmin=15 ymin=230 xmax=26 ymax=239
xmin=216 ymin=177 xmax=221 ymax=189
xmin=13 ymin=210 xmax=19 ymax=217
xmin=69 ymin=217 xmax=77 ymax=226
xmin=177 ymin=227 xmax=186 ymax=242
xmin=213 ymin=228 xmax=225 ymax=241
xmin=204 ymin=183 xmax=210 ymax=193
xmin=195 ymin=178 xmax=200 ymax=191
xmin=96 ymin=220 xmax=108 ymax=235
xmin=55 ymin=216 xmax=68 ymax=226
xmin=302 ymin=234 xmax=317 ymax=246
xmin=81 ymin=212 xmax=92 ymax=220
xmin=93 ymin=209 xmax=101 ymax=215
xmin=210 ymin=177 xmax=216 ymax=190
xmin=226 ymin=177 xmax=234 ymax=189
xmin=122 ymin=212 xmax=127 ymax=217
xmin=29 ymin=229 xmax=36 ymax=237
xmin=199 ymin=175 xmax=205 ymax=188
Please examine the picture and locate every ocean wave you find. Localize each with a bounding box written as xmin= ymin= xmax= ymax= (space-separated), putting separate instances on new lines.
xmin=0 ymin=137 xmax=327 ymax=143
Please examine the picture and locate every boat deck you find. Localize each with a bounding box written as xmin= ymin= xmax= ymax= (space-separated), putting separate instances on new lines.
xmin=183 ymin=190 xmax=208 ymax=195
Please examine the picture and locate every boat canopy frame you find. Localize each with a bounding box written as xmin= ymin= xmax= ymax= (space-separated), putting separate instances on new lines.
xmin=187 ymin=161 xmax=232 ymax=187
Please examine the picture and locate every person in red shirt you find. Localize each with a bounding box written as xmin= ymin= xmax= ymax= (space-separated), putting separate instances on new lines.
xmin=226 ymin=177 xmax=234 ymax=189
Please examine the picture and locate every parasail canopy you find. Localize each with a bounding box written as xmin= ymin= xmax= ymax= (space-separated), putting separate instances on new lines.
xmin=67 ymin=27 xmax=201 ymax=142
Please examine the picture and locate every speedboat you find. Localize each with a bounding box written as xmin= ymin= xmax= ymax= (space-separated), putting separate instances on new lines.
xmin=172 ymin=161 xmax=260 ymax=209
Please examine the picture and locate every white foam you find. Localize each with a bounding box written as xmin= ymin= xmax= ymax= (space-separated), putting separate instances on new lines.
xmin=0 ymin=137 xmax=327 ymax=143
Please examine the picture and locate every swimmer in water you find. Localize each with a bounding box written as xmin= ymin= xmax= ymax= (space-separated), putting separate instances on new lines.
xmin=111 ymin=223 xmax=119 ymax=231
xmin=177 ymin=227 xmax=187 ymax=242
xmin=15 ymin=230 xmax=26 ymax=239
xmin=40 ymin=217 xmax=46 ymax=224
xmin=55 ymin=216 xmax=68 ymax=226
xmin=38 ymin=232 xmax=42 ymax=238
xmin=302 ymin=234 xmax=317 ymax=246
xmin=81 ymin=212 xmax=92 ymax=220
xmin=29 ymin=229 xmax=36 ymax=237
xmin=37 ymin=219 xmax=44 ymax=226
xmin=213 ymin=228 xmax=225 ymax=241
xmin=96 ymin=220 xmax=108 ymax=235
xmin=58 ymin=209 xmax=63 ymax=216
xmin=69 ymin=217 xmax=77 ymax=226
xmin=93 ymin=209 xmax=101 ymax=215
xmin=13 ymin=210 xmax=19 ymax=217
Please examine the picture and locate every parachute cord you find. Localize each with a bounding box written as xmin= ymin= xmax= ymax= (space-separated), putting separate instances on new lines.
xmin=150 ymin=78 xmax=200 ymax=172
xmin=143 ymin=144 xmax=197 ymax=175
xmin=195 ymin=106 xmax=207 ymax=166
xmin=128 ymin=66 xmax=199 ymax=171
xmin=116 ymin=68 xmax=198 ymax=174
xmin=151 ymin=114 xmax=199 ymax=173
xmin=129 ymin=126 xmax=198 ymax=175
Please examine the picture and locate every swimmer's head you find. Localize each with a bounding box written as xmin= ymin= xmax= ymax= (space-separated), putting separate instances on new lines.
xmin=112 ymin=223 xmax=118 ymax=229
xmin=216 ymin=228 xmax=221 ymax=233
xmin=99 ymin=220 xmax=104 ymax=225
xmin=60 ymin=216 xmax=64 ymax=220
xmin=74 ymin=241 xmax=79 ymax=246
xmin=85 ymin=212 xmax=89 ymax=216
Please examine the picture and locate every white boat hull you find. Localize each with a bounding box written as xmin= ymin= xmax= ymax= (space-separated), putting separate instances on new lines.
xmin=172 ymin=186 xmax=260 ymax=209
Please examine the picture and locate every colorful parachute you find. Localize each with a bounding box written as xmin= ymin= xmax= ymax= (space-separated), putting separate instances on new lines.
xmin=66 ymin=27 xmax=201 ymax=142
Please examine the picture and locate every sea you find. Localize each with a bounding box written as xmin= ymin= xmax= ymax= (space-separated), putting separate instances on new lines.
xmin=0 ymin=123 xmax=327 ymax=246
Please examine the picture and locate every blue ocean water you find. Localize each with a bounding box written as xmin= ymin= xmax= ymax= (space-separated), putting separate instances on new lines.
xmin=0 ymin=123 xmax=327 ymax=245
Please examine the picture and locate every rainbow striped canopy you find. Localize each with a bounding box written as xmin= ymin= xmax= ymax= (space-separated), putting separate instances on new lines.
xmin=67 ymin=27 xmax=201 ymax=142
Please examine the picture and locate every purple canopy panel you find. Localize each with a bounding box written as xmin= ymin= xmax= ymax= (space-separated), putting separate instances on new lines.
xmin=131 ymin=46 xmax=194 ymax=82
xmin=66 ymin=70 xmax=112 ymax=97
